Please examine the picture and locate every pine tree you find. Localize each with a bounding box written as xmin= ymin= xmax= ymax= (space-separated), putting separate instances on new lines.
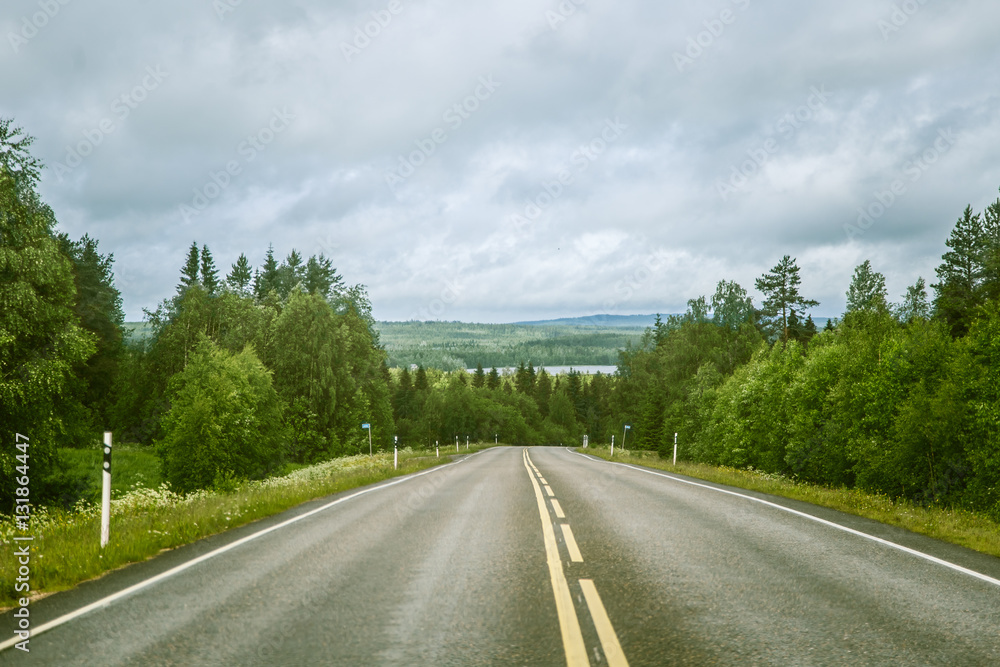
xmin=755 ymin=255 xmax=819 ymax=345
xmin=178 ymin=242 xmax=200 ymax=293
xmin=981 ymin=194 xmax=1000 ymax=303
xmin=472 ymin=363 xmax=486 ymax=388
xmin=932 ymin=205 xmax=985 ymax=337
xmin=226 ymin=253 xmax=253 ymax=295
xmin=200 ymin=244 xmax=219 ymax=294
xmin=845 ymin=260 xmax=888 ymax=313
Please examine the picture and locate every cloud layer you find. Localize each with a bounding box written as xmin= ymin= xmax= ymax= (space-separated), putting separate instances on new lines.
xmin=3 ymin=0 xmax=999 ymax=321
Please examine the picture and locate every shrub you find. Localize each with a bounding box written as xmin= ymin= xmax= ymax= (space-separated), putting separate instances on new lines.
xmin=158 ymin=337 xmax=286 ymax=492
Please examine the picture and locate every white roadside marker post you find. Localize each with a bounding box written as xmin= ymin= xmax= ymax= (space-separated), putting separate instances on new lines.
xmin=394 ymin=436 xmax=398 ymax=470
xmin=436 ymin=441 xmax=439 ymax=457
xmin=101 ymin=432 xmax=112 ymax=548
xmin=611 ymin=434 xmax=614 ymax=457
xmin=673 ymin=432 xmax=678 ymax=466
xmin=456 ymin=436 xmax=459 ymax=453
xmin=466 ymin=435 xmax=469 ymax=450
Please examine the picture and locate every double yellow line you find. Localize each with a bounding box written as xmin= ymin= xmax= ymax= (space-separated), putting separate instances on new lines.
xmin=523 ymin=449 xmax=628 ymax=667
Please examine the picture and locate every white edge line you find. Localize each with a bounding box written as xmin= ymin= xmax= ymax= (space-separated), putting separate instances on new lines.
xmin=570 ymin=450 xmax=1000 ymax=590
xmin=0 ymin=451 xmax=487 ymax=653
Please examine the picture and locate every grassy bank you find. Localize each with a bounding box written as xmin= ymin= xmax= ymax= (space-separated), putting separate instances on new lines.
xmin=59 ymin=446 xmax=164 ymax=503
xmin=1 ymin=445 xmax=493 ymax=609
xmin=584 ymin=447 xmax=1000 ymax=560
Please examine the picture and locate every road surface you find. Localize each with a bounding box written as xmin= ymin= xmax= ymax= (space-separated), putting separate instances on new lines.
xmin=2 ymin=446 xmax=999 ymax=665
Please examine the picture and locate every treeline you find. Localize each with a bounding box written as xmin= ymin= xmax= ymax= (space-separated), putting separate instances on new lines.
xmin=389 ymin=362 xmax=615 ymax=448
xmin=0 ymin=119 xmax=393 ymax=507
xmin=112 ymin=243 xmax=393 ymax=491
xmin=378 ymin=321 xmax=642 ymax=370
xmin=614 ymin=195 xmax=1000 ymax=518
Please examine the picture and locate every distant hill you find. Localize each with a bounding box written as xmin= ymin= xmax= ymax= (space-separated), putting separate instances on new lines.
xmin=514 ymin=314 xmax=666 ymax=328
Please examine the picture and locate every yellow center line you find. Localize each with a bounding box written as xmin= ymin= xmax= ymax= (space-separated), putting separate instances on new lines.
xmin=551 ymin=498 xmax=566 ymax=519
xmin=538 ymin=477 xmax=548 ymax=484
xmin=544 ymin=485 xmax=555 ymax=497
xmin=560 ymin=523 xmax=584 ymax=563
xmin=579 ymin=579 xmax=629 ymax=667
xmin=524 ymin=449 xmax=589 ymax=666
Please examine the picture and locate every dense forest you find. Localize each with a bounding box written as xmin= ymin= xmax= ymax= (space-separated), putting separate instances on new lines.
xmin=385 ymin=196 xmax=1000 ymax=520
xmin=376 ymin=321 xmax=644 ymax=370
xmin=3 ymin=117 xmax=1000 ymax=521
xmin=0 ymin=120 xmax=393 ymax=505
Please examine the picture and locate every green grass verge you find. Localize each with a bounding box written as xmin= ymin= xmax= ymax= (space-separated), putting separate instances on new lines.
xmin=58 ymin=446 xmax=164 ymax=503
xmin=583 ymin=447 xmax=1000 ymax=560
xmin=0 ymin=445 xmax=495 ymax=610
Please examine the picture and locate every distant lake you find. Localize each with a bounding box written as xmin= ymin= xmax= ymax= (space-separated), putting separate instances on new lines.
xmin=465 ymin=365 xmax=618 ymax=376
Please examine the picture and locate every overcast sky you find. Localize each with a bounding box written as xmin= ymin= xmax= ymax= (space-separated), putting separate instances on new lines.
xmin=4 ymin=0 xmax=1000 ymax=322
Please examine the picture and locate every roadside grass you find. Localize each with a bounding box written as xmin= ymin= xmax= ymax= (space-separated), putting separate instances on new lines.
xmin=58 ymin=446 xmax=163 ymax=503
xmin=583 ymin=447 xmax=1000 ymax=560
xmin=0 ymin=446 xmax=495 ymax=609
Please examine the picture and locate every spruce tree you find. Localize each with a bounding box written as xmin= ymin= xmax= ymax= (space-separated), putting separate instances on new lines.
xmin=226 ymin=253 xmax=253 ymax=295
xmin=178 ymin=241 xmax=200 ymax=292
xmin=200 ymin=244 xmax=219 ymax=294
xmin=255 ymin=244 xmax=281 ymax=299
xmin=472 ymin=363 xmax=486 ymax=388
xmin=487 ymin=366 xmax=501 ymax=390
xmin=414 ymin=365 xmax=429 ymax=391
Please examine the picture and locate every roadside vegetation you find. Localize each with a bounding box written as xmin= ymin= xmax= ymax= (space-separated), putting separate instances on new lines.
xmin=2 ymin=117 xmax=999 ymax=606
xmin=586 ymin=447 xmax=1000 ymax=559
xmin=0 ymin=446 xmax=492 ymax=608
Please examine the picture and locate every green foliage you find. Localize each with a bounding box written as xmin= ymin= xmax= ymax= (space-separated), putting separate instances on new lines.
xmin=56 ymin=233 xmax=125 ymax=440
xmin=755 ymin=255 xmax=819 ymax=345
xmin=226 ymin=253 xmax=253 ymax=295
xmin=179 ymin=241 xmax=200 ymax=292
xmin=378 ymin=320 xmax=643 ymax=370
xmin=931 ymin=198 xmax=1000 ymax=337
xmin=960 ymin=299 xmax=1000 ymax=518
xmin=0 ymin=160 xmax=96 ymax=508
xmin=845 ymin=260 xmax=888 ymax=314
xmin=158 ymin=338 xmax=286 ymax=493
xmin=200 ymin=244 xmax=219 ymax=294
xmin=896 ymin=277 xmax=931 ymax=323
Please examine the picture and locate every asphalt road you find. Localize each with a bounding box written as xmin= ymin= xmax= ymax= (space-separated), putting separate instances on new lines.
xmin=3 ymin=446 xmax=999 ymax=665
